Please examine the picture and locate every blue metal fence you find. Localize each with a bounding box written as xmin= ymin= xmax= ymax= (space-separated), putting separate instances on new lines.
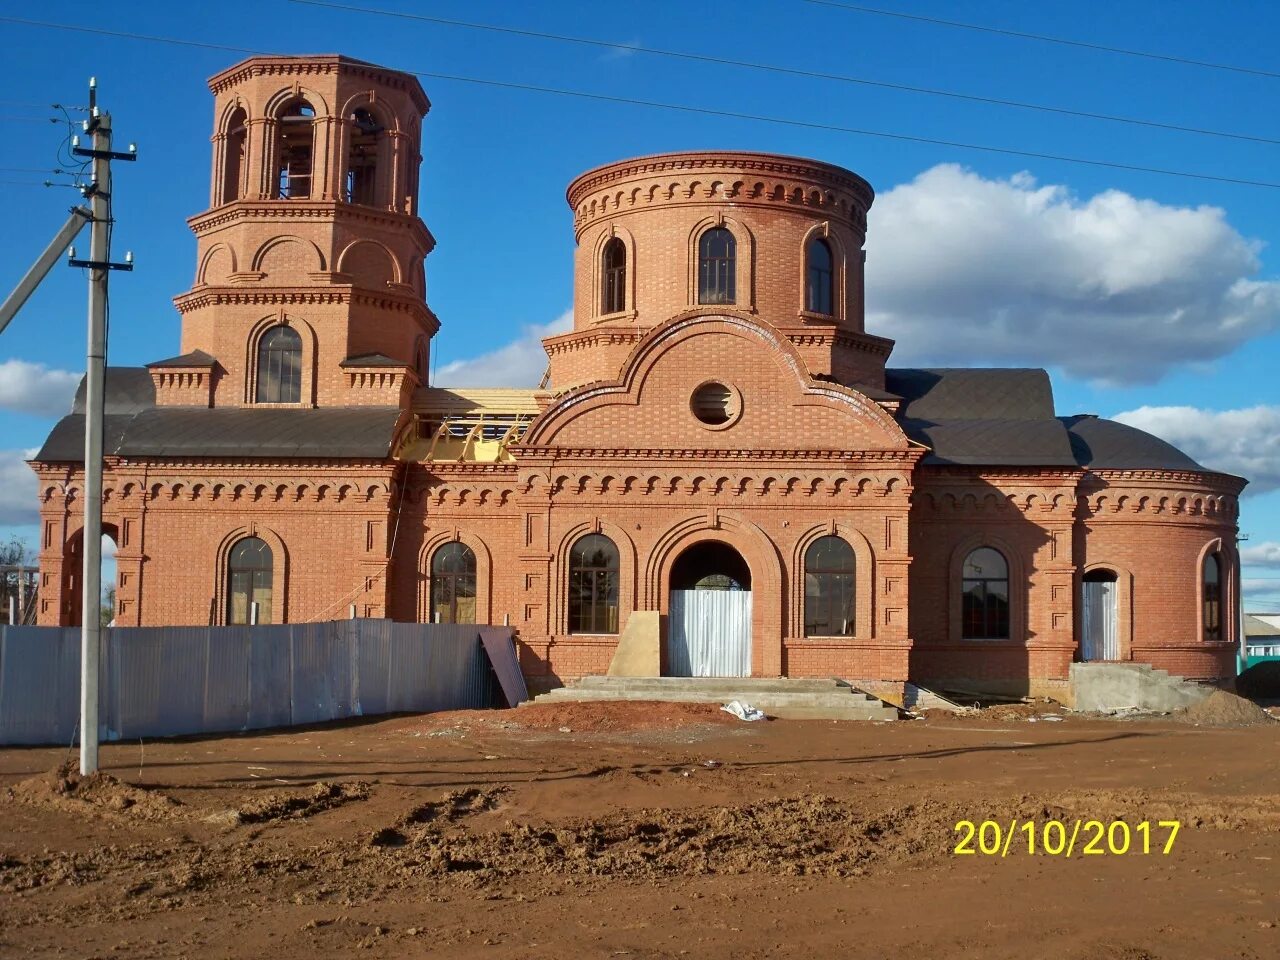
xmin=0 ymin=620 xmax=494 ymax=745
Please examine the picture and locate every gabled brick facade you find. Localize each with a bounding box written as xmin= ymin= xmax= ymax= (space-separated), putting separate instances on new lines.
xmin=29 ymin=55 xmax=1246 ymax=699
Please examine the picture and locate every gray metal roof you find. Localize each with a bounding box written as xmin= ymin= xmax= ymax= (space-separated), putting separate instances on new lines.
xmin=1060 ymin=415 xmax=1205 ymax=471
xmin=147 ymin=349 xmax=216 ymax=368
xmin=71 ymin=367 xmax=156 ymax=415
xmin=35 ymin=407 xmax=402 ymax=461
xmin=885 ymin=368 xmax=1056 ymax=421
xmin=900 ymin=417 xmax=1078 ymax=467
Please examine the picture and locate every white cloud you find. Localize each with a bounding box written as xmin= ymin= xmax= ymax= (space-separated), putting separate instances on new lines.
xmin=432 ymin=310 xmax=573 ymax=387
xmin=1111 ymin=405 xmax=1280 ymax=493
xmin=867 ymin=165 xmax=1280 ymax=384
xmin=1242 ymin=542 xmax=1280 ymax=569
xmin=1244 ymin=578 xmax=1280 ymax=612
xmin=0 ymin=448 xmax=39 ymax=526
xmin=0 ymin=359 xmax=81 ymax=417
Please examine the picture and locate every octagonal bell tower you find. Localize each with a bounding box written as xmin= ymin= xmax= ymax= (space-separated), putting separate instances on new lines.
xmin=161 ymin=55 xmax=436 ymax=409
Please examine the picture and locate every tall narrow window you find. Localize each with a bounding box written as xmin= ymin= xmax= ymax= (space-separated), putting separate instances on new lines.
xmin=962 ymin=547 xmax=1010 ymax=640
xmin=275 ymin=99 xmax=315 ymax=199
xmin=345 ymin=107 xmax=383 ymax=206
xmin=698 ymin=227 xmax=736 ymax=304
xmin=223 ymin=107 xmax=247 ymax=204
xmin=806 ymin=236 xmax=833 ymax=315
xmin=601 ymin=237 xmax=627 ymax=314
xmin=256 ymin=326 xmax=302 ymax=403
xmin=227 ymin=537 xmax=273 ymax=625
xmin=1203 ymin=552 xmax=1222 ymax=642
xmin=568 ymin=533 xmax=619 ymax=634
xmin=431 ymin=542 xmax=477 ymax=624
xmin=804 ymin=535 xmax=855 ymax=636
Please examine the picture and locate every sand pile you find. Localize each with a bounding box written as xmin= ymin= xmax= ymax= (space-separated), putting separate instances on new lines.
xmin=6 ymin=761 xmax=184 ymax=821
xmin=1178 ymin=690 xmax=1274 ymax=727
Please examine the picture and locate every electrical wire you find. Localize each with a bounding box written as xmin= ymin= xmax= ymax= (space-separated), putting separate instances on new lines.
xmin=286 ymin=0 xmax=1280 ymax=147
xmin=799 ymin=0 xmax=1280 ymax=80
xmin=0 ymin=15 xmax=1276 ymax=189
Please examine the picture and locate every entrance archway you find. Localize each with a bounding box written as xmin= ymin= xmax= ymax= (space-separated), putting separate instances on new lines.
xmin=667 ymin=540 xmax=752 ymax=677
xmin=61 ymin=524 xmax=119 ymax=627
xmin=1081 ymin=568 xmax=1119 ymax=661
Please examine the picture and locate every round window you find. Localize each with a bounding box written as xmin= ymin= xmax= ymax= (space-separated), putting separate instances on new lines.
xmin=690 ymin=381 xmax=740 ymax=427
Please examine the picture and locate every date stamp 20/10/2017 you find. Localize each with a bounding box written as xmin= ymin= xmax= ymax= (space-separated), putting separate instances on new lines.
xmin=954 ymin=820 xmax=1182 ymax=857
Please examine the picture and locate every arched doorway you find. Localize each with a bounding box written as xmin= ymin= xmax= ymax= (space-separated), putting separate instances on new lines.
xmin=1081 ymin=568 xmax=1119 ymax=661
xmin=667 ymin=541 xmax=752 ymax=677
xmin=61 ymin=525 xmax=119 ymax=627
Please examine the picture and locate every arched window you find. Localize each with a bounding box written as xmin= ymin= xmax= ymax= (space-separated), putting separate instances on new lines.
xmin=275 ymin=99 xmax=315 ymax=199
xmin=345 ymin=107 xmax=384 ymax=206
xmin=962 ymin=547 xmax=1009 ymax=639
xmin=698 ymin=227 xmax=736 ymax=304
xmin=568 ymin=533 xmax=619 ymax=634
xmin=1203 ymin=552 xmax=1222 ymax=642
xmin=601 ymin=237 xmax=627 ymax=314
xmin=805 ymin=236 xmax=833 ymax=315
xmin=256 ymin=326 xmax=302 ymax=403
xmin=430 ymin=542 xmax=477 ymax=624
xmin=227 ymin=537 xmax=272 ymax=624
xmin=222 ymin=107 xmax=247 ymax=204
xmin=804 ymin=535 xmax=855 ymax=636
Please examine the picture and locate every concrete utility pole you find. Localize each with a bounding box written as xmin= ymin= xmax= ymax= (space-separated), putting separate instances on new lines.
xmin=68 ymin=79 xmax=136 ymax=774
xmin=0 ymin=80 xmax=133 ymax=774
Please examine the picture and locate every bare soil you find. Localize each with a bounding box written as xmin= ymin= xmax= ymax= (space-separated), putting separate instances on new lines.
xmin=2 ymin=701 xmax=1278 ymax=959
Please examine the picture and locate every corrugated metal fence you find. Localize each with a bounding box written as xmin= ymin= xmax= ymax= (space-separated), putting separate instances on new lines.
xmin=0 ymin=620 xmax=495 ymax=746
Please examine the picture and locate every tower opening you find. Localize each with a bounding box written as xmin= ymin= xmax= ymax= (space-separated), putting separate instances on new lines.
xmin=345 ymin=107 xmax=384 ymax=206
xmin=222 ymin=107 xmax=247 ymax=204
xmin=275 ymin=99 xmax=315 ymax=199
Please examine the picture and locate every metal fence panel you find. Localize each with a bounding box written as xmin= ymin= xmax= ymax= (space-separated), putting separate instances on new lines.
xmin=0 ymin=620 xmax=497 ymax=745
xmin=247 ymin=625 xmax=292 ymax=730
xmin=0 ymin=626 xmax=79 ymax=745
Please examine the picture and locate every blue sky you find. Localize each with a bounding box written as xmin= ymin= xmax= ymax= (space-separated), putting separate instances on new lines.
xmin=1 ymin=0 xmax=1278 ymax=608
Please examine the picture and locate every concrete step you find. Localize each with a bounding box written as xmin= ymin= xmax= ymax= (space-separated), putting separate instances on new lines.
xmin=570 ymin=676 xmax=852 ymax=695
xmin=528 ymin=677 xmax=899 ymax=721
xmin=1070 ymin=661 xmax=1214 ymax=713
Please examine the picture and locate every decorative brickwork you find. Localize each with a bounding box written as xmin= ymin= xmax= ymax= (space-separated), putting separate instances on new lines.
xmin=28 ymin=55 xmax=1247 ymax=696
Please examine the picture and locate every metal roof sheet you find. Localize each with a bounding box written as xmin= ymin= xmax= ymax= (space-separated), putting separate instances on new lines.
xmin=886 ymin=368 xmax=1056 ymax=421
xmin=1060 ymin=415 xmax=1205 ymax=471
xmin=35 ymin=407 xmax=401 ymax=461
xmin=900 ymin=417 xmax=1078 ymax=467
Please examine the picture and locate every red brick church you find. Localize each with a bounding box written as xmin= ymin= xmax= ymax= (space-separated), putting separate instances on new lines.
xmin=30 ymin=54 xmax=1245 ymax=698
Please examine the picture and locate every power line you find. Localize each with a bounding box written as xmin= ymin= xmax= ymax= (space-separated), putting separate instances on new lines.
xmin=2 ymin=15 xmax=1278 ymax=189
xmin=288 ymin=0 xmax=1280 ymax=146
xmin=801 ymin=0 xmax=1280 ymax=80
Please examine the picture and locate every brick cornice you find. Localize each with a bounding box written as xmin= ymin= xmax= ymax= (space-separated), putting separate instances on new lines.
xmin=514 ymin=446 xmax=924 ymax=463
xmin=186 ymin=201 xmax=435 ymax=252
xmin=207 ymin=55 xmax=430 ymax=114
xmin=1083 ymin=467 xmax=1246 ymax=495
xmin=566 ymin=151 xmax=873 ymax=238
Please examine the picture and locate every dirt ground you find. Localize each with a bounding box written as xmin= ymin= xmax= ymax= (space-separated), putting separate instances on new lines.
xmin=2 ymin=700 xmax=1278 ymax=960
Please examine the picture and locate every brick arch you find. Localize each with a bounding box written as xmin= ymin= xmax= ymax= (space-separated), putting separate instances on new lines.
xmin=590 ymin=222 xmax=638 ymax=321
xmin=417 ymin=529 xmax=493 ymax=624
xmin=1195 ymin=536 xmax=1235 ymax=645
xmin=196 ymin=243 xmax=237 ymax=285
xmin=212 ymin=525 xmax=289 ymax=626
xmin=262 ymin=86 xmax=331 ymax=119
xmin=788 ymin=522 xmax=876 ymax=640
xmin=252 ymin=235 xmax=326 ymax=275
xmin=644 ymin=512 xmax=784 ymax=677
xmin=797 ymin=220 xmax=849 ymax=323
xmin=244 ymin=314 xmax=318 ymax=406
xmin=553 ymin=520 xmax=638 ymax=636
xmin=1077 ymin=560 xmax=1134 ymax=661
xmin=523 ymin=313 xmax=911 ymax=449
xmin=336 ymin=238 xmax=400 ymax=287
xmin=948 ymin=533 xmax=1027 ymax=644
xmin=687 ymin=215 xmax=755 ymax=311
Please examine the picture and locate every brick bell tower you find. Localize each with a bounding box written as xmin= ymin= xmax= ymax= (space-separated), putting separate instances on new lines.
xmin=159 ymin=55 xmax=436 ymax=409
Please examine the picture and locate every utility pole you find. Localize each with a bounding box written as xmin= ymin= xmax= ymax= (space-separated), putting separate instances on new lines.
xmin=68 ymin=79 xmax=135 ymax=775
